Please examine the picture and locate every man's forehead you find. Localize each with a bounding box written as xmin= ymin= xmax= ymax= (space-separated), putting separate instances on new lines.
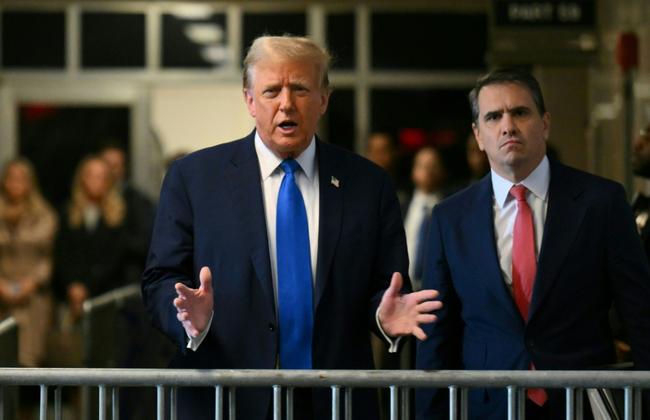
xmin=478 ymin=83 xmax=535 ymax=110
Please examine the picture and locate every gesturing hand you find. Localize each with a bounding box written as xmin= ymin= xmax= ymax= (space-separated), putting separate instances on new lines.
xmin=174 ymin=266 xmax=214 ymax=338
xmin=377 ymin=272 xmax=442 ymax=341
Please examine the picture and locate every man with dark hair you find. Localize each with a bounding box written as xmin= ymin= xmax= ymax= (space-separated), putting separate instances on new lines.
xmin=416 ymin=68 xmax=650 ymax=419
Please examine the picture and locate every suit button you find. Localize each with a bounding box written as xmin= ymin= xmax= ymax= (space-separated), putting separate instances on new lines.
xmin=268 ymin=323 xmax=276 ymax=332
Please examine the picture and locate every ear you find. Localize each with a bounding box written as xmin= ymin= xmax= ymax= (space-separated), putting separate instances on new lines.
xmin=244 ymin=88 xmax=255 ymax=118
xmin=542 ymin=112 xmax=551 ymax=141
xmin=319 ymin=89 xmax=331 ymax=115
xmin=472 ymin=122 xmax=485 ymax=151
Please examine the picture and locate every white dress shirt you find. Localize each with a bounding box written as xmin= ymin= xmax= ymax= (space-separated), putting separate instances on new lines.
xmin=404 ymin=190 xmax=442 ymax=286
xmin=491 ymin=156 xmax=550 ymax=289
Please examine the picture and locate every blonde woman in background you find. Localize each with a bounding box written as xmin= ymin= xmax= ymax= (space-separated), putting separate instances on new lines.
xmin=0 ymin=158 xmax=57 ymax=368
xmin=53 ymin=155 xmax=127 ymax=320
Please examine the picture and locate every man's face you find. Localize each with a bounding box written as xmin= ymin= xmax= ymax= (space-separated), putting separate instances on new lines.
xmin=101 ymin=148 xmax=126 ymax=183
xmin=632 ymin=127 xmax=650 ymax=178
xmin=367 ymin=134 xmax=396 ymax=171
xmin=412 ymin=148 xmax=445 ymax=193
xmin=472 ymin=82 xmax=550 ymax=181
xmin=244 ymin=56 xmax=330 ymax=158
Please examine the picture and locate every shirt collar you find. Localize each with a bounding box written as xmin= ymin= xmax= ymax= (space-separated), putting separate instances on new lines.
xmin=491 ymin=155 xmax=550 ymax=208
xmin=254 ymin=131 xmax=317 ymax=181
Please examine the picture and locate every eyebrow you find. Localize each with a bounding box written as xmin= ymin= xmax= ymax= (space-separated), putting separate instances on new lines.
xmin=483 ymin=105 xmax=532 ymax=121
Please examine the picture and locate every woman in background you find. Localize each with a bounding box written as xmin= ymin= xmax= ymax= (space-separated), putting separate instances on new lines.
xmin=0 ymin=158 xmax=57 ymax=367
xmin=54 ymin=155 xmax=127 ymax=320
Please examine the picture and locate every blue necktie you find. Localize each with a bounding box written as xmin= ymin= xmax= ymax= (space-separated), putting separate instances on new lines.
xmin=276 ymin=159 xmax=313 ymax=369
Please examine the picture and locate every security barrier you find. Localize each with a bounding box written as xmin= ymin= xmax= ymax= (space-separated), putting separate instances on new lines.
xmin=0 ymin=368 xmax=647 ymax=420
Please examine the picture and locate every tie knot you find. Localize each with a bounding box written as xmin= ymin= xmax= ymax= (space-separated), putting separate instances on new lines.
xmin=280 ymin=159 xmax=300 ymax=175
xmin=510 ymin=184 xmax=528 ymax=201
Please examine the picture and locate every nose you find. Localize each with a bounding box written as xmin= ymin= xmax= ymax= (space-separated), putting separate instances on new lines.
xmin=500 ymin=112 xmax=517 ymax=136
xmin=279 ymin=88 xmax=295 ymax=113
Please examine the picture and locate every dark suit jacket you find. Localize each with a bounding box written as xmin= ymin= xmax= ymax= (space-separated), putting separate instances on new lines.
xmin=415 ymin=161 xmax=650 ymax=420
xmin=142 ymin=132 xmax=409 ymax=420
xmin=54 ymin=211 xmax=128 ymax=299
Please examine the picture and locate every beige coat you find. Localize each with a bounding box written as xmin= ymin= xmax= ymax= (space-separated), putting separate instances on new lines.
xmin=0 ymin=201 xmax=57 ymax=367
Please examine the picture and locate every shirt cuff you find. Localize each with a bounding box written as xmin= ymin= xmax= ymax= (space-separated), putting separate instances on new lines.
xmin=186 ymin=311 xmax=214 ymax=351
xmin=376 ymin=307 xmax=402 ymax=353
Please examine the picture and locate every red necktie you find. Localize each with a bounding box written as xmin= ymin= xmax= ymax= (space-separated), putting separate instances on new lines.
xmin=510 ymin=184 xmax=548 ymax=406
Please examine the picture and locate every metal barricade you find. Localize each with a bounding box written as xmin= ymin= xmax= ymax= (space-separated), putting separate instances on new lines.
xmin=0 ymin=368 xmax=647 ymax=420
xmin=0 ymin=317 xmax=18 ymax=420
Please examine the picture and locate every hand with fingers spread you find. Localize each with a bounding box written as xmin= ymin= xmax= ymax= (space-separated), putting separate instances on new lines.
xmin=377 ymin=272 xmax=442 ymax=341
xmin=174 ymin=266 xmax=214 ymax=338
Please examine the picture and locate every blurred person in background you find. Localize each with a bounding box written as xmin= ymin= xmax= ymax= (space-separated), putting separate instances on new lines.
xmin=99 ymin=143 xmax=155 ymax=285
xmin=53 ymin=156 xmax=127 ymax=322
xmin=465 ymin=131 xmax=490 ymax=184
xmin=367 ymin=131 xmax=408 ymax=205
xmin=0 ymin=158 xmax=57 ymax=368
xmin=631 ymin=122 xmax=650 ymax=256
xmin=403 ymin=147 xmax=450 ymax=291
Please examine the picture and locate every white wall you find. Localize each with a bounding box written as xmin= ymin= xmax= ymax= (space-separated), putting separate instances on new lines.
xmin=151 ymin=83 xmax=254 ymax=157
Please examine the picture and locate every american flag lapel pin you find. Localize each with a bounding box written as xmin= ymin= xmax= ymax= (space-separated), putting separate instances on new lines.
xmin=331 ymin=176 xmax=340 ymax=188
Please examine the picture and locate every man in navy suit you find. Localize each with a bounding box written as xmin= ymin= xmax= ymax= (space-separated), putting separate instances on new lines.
xmin=142 ymin=35 xmax=441 ymax=420
xmin=416 ymin=68 xmax=650 ymax=419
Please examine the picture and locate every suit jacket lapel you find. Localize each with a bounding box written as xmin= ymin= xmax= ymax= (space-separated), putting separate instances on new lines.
xmin=314 ymin=140 xmax=343 ymax=310
xmin=465 ymin=176 xmax=524 ymax=324
xmin=529 ymin=161 xmax=586 ymax=319
xmin=225 ymin=133 xmax=275 ymax=317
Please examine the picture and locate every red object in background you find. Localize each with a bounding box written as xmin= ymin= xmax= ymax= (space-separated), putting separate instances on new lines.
xmin=399 ymin=128 xmax=427 ymax=151
xmin=22 ymin=104 xmax=58 ymax=121
xmin=616 ymin=31 xmax=638 ymax=72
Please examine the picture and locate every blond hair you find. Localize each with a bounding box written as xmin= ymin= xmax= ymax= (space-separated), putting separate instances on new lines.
xmin=243 ymin=35 xmax=331 ymax=91
xmin=0 ymin=157 xmax=54 ymax=219
xmin=68 ymin=156 xmax=125 ymax=228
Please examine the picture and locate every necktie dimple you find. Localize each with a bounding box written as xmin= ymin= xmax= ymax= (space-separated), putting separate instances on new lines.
xmin=510 ymin=184 xmax=547 ymax=406
xmin=276 ymin=159 xmax=313 ymax=369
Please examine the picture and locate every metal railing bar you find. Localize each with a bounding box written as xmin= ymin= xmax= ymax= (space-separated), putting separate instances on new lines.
xmin=156 ymin=385 xmax=164 ymax=420
xmin=344 ymin=387 xmax=352 ymax=420
xmin=566 ymin=387 xmax=575 ymax=420
xmin=517 ymin=388 xmax=526 ymax=420
xmin=111 ymin=386 xmax=119 ymax=420
xmin=286 ymin=386 xmax=293 ymax=420
xmin=331 ymin=385 xmax=340 ymax=420
xmin=449 ymin=385 xmax=457 ymax=420
xmin=228 ymin=387 xmax=236 ymax=420
xmin=575 ymin=388 xmax=583 ymax=420
xmin=1 ymin=369 xmax=649 ymax=389
xmin=54 ymin=386 xmax=62 ymax=420
xmin=389 ymin=385 xmax=398 ymax=420
xmin=82 ymin=284 xmax=140 ymax=314
xmin=273 ymin=385 xmax=281 ymax=420
xmin=170 ymin=386 xmax=177 ymax=420
xmin=401 ymin=387 xmax=410 ymax=420
xmin=507 ymin=386 xmax=516 ymax=420
xmin=460 ymin=387 xmax=468 ymax=420
xmin=99 ymin=385 xmax=107 ymax=420
xmin=624 ymin=386 xmax=633 ymax=420
xmin=40 ymin=384 xmax=47 ymax=420
xmin=214 ymin=385 xmax=223 ymax=420
xmin=0 ymin=318 xmax=17 ymax=335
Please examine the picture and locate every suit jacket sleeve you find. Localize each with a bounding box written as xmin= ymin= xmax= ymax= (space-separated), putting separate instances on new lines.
xmin=142 ymin=162 xmax=195 ymax=352
xmin=415 ymin=205 xmax=462 ymax=420
xmin=368 ymin=171 xmax=412 ymax=338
